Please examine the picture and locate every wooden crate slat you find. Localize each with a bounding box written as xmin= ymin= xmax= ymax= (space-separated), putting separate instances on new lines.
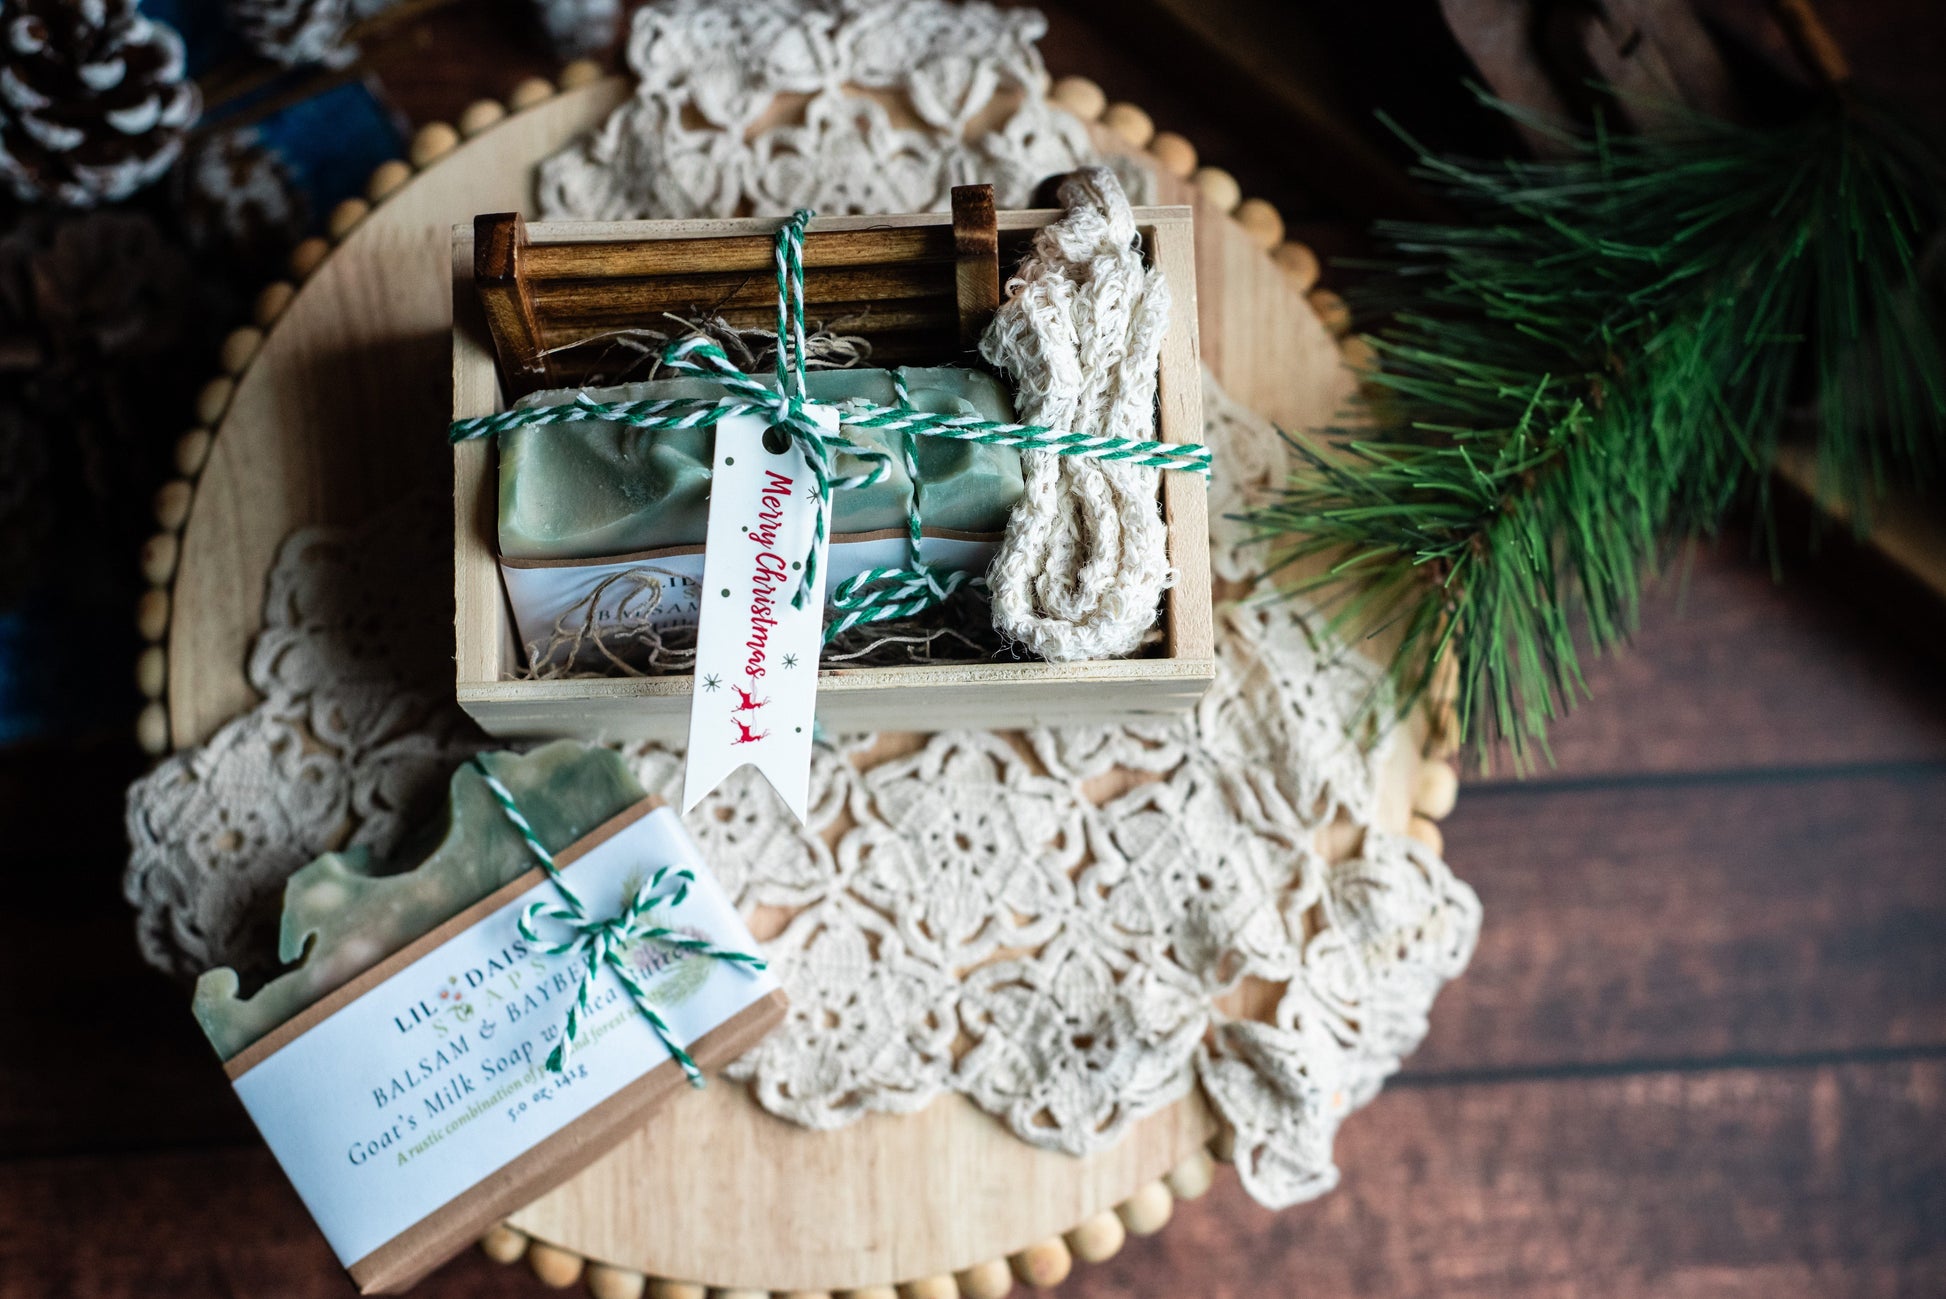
xmin=951 ymin=184 xmax=1001 ymax=348
xmin=528 ymin=261 xmax=956 ymax=324
xmin=1148 ymin=216 xmax=1215 ymax=664
xmin=521 ymin=226 xmax=959 ymax=280
xmin=474 ymin=213 xmax=549 ymax=383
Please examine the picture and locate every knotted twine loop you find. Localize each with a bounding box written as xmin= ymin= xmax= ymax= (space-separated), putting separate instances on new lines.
xmin=471 ymin=758 xmax=767 ymax=1084
xmin=824 ymin=369 xmax=973 ymax=639
xmin=980 ymin=167 xmax=1177 ymax=663
xmin=448 ymin=204 xmax=1212 ymax=642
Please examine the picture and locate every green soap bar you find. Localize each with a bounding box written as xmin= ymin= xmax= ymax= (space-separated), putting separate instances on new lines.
xmin=900 ymin=368 xmax=1026 ymax=533
xmin=498 ymin=367 xmax=1023 ymax=561
xmin=192 ymin=742 xmax=643 ymax=1060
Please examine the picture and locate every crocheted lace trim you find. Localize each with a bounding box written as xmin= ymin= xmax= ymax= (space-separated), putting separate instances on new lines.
xmin=124 ymin=368 xmax=1478 ymax=1209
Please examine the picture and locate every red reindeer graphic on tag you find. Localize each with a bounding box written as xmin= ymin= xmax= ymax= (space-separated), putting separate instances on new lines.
xmin=731 ymin=717 xmax=770 ymax=746
xmin=732 ymin=682 xmax=769 ymax=713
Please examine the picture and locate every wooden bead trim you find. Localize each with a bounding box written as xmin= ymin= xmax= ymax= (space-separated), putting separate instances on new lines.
xmin=173 ymin=427 xmax=213 ymax=476
xmin=136 ymin=645 xmax=166 ymax=699
xmin=529 ymin=1239 xmax=586 ymax=1287
xmin=460 ymin=98 xmax=507 ymax=135
xmin=1102 ymin=101 xmax=1155 ymax=149
xmin=139 ymin=531 xmax=179 ymax=585
xmin=586 ymin=1261 xmax=646 ymax=1299
xmin=645 ymin=1280 xmax=704 ymax=1299
xmin=1045 ymin=77 xmax=1345 ymax=345
xmin=1414 ymin=760 xmax=1459 ymax=821
xmin=560 ymin=59 xmax=603 ymax=90
xmin=467 ymin=1142 xmax=1225 ymax=1294
xmin=953 ymin=1257 xmax=1013 ymax=1299
xmin=365 ymin=158 xmax=413 ymax=202
xmin=1115 ymin=1180 xmax=1173 ymax=1236
xmin=1048 ymin=75 xmax=1105 ymax=122
xmin=219 ymin=327 xmax=263 ymax=374
xmin=1163 ymin=1147 xmax=1216 ymax=1200
xmin=1064 ymin=1210 xmax=1126 ymax=1263
xmin=1008 ymin=1237 xmax=1072 ymax=1290
xmin=252 ymin=281 xmax=296 ymax=328
xmin=469 ymin=1154 xmax=1199 ymax=1294
xmin=479 ymin=1223 xmax=531 ymax=1264
xmin=509 ymin=76 xmax=557 ymax=110
xmin=132 ymin=68 xmax=586 ymax=758
xmin=327 ymin=197 xmax=370 ymax=240
xmin=409 ymin=121 xmax=460 ymax=168
xmin=1147 ymin=130 xmax=1196 ymax=178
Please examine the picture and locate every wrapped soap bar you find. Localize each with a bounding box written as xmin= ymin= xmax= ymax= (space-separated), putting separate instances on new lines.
xmin=193 ymin=741 xmax=786 ymax=1293
xmin=195 ymin=743 xmax=643 ymax=1058
xmin=497 ymin=366 xmax=1024 ymax=561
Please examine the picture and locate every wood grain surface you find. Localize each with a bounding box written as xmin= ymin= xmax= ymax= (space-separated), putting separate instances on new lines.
xmin=11 ymin=536 xmax=1946 ymax=1295
xmin=10 ymin=3 xmax=1946 ymax=1297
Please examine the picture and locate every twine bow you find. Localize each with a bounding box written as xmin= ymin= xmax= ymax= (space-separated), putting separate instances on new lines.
xmin=472 ymin=758 xmax=766 ymax=1084
xmin=449 ymin=208 xmax=1212 ymax=639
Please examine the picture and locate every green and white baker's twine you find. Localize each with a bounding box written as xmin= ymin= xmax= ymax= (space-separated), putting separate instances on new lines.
xmin=825 ymin=368 xmax=970 ymax=639
xmin=470 ymin=757 xmax=766 ymax=1084
xmin=447 ymin=208 xmax=1212 ymax=637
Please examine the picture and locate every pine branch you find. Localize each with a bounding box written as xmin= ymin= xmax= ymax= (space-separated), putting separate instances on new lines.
xmin=1250 ymin=92 xmax=1946 ymax=771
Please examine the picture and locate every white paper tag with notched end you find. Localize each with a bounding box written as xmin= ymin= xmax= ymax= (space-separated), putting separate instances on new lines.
xmin=228 ymin=804 xmax=779 ymax=1272
xmin=681 ymin=408 xmax=834 ymax=823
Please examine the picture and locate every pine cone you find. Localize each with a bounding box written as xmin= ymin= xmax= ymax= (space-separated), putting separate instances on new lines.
xmin=0 ymin=0 xmax=201 ymax=207
xmin=228 ymin=0 xmax=356 ymax=68
xmin=172 ymin=127 xmax=309 ymax=274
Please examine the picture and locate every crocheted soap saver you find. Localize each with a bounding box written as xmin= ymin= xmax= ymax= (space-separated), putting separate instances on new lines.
xmin=980 ymin=166 xmax=1175 ymax=663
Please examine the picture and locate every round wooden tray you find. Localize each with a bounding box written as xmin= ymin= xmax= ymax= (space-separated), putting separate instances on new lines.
xmin=136 ymin=67 xmax=1461 ymax=1298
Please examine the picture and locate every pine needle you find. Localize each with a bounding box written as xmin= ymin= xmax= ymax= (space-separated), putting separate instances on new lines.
xmin=1249 ymin=91 xmax=1946 ymax=772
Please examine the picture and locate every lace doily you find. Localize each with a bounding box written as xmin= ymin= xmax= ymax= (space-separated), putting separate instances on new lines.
xmin=125 ymin=367 xmax=1479 ymax=1209
xmin=535 ymin=0 xmax=1155 ymax=222
xmin=126 ymin=0 xmax=1479 ymax=1211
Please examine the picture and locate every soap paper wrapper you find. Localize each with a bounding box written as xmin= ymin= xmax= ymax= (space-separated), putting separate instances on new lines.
xmin=219 ymin=798 xmax=786 ymax=1294
xmin=501 ymin=529 xmax=998 ymax=667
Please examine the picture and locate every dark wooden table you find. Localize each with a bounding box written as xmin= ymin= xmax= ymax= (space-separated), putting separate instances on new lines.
xmin=5 ymin=5 xmax=1945 ymax=1296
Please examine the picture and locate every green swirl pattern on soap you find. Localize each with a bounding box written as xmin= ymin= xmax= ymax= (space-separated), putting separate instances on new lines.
xmin=498 ymin=367 xmax=1025 ymax=561
xmin=192 ymin=742 xmax=644 ymax=1061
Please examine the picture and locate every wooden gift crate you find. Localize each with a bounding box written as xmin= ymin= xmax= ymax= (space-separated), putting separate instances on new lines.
xmin=452 ymin=203 xmax=1212 ymax=742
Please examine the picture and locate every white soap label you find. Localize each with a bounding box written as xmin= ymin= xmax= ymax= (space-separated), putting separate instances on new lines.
xmin=229 ymin=805 xmax=778 ymax=1271
xmin=680 ymin=409 xmax=833 ymax=823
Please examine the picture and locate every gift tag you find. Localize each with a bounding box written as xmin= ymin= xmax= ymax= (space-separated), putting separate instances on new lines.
xmin=681 ymin=408 xmax=834 ymax=823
